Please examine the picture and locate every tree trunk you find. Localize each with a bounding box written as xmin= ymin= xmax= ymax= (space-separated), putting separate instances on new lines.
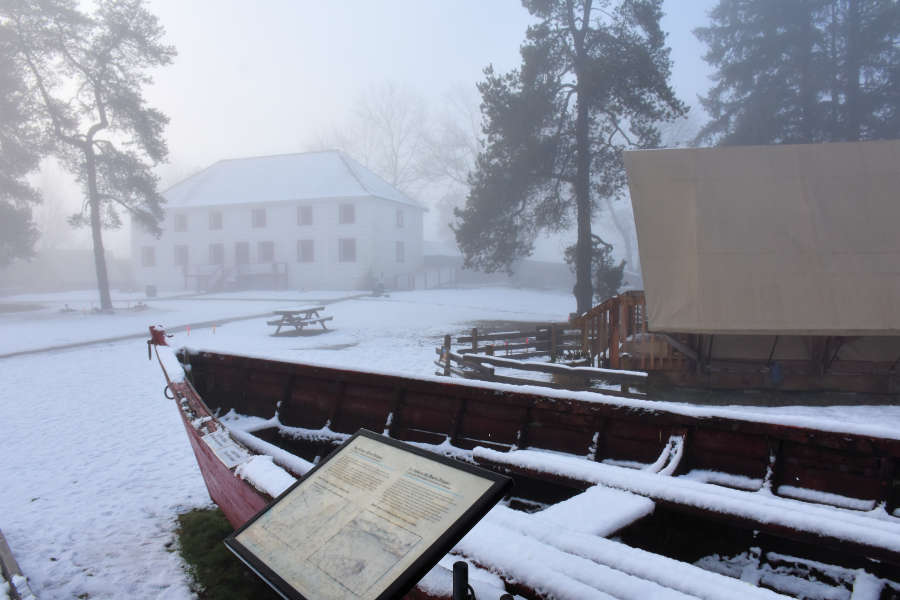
xmin=86 ymin=145 xmax=113 ymax=311
xmin=573 ymin=84 xmax=593 ymax=315
xmin=570 ymin=0 xmax=593 ymax=315
xmin=798 ymin=1 xmax=816 ymax=142
xmin=845 ymin=0 xmax=861 ymax=140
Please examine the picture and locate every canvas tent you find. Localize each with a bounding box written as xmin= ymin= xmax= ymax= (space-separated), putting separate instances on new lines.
xmin=625 ymin=140 xmax=900 ymax=336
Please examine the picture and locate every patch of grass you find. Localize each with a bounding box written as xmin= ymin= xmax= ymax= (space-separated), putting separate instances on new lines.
xmin=176 ymin=507 xmax=281 ymax=600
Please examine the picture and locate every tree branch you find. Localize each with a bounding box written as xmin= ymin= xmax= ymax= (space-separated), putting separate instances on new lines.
xmin=53 ymin=30 xmax=109 ymax=140
xmin=604 ymin=112 xmax=634 ymax=146
xmin=15 ymin=20 xmax=83 ymax=149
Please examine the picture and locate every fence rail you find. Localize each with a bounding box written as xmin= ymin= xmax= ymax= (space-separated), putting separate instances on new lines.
xmin=454 ymin=323 xmax=586 ymax=360
xmin=436 ymin=325 xmax=647 ymax=396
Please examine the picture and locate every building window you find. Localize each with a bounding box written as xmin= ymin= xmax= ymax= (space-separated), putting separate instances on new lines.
xmin=252 ymin=208 xmax=266 ymax=228
xmin=258 ymin=241 xmax=274 ymax=263
xmin=339 ymin=238 xmax=356 ymax=262
xmin=235 ymin=242 xmax=249 ymax=265
xmin=395 ymin=241 xmax=405 ymax=263
xmin=174 ymin=245 xmax=189 ymax=267
xmin=339 ymin=203 xmax=355 ymax=224
xmin=141 ymin=246 xmax=156 ymax=267
xmin=173 ymin=213 xmax=187 ymax=232
xmin=209 ymin=211 xmax=223 ymax=230
xmin=396 ymin=209 xmax=404 ymax=228
xmin=297 ymin=239 xmax=314 ymax=263
xmin=209 ymin=243 xmax=224 ymax=265
xmin=298 ymin=205 xmax=313 ymax=226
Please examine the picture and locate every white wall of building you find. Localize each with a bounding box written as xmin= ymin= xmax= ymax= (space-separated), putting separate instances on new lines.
xmin=131 ymin=195 xmax=425 ymax=292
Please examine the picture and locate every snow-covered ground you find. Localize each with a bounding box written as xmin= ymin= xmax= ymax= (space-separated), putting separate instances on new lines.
xmin=0 ymin=287 xmax=572 ymax=599
xmin=2 ymin=286 xmax=900 ymax=599
xmin=0 ymin=289 xmax=359 ymax=356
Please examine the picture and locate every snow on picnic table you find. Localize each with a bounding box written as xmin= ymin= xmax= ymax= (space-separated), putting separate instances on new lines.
xmin=3 ymin=286 xmax=900 ymax=599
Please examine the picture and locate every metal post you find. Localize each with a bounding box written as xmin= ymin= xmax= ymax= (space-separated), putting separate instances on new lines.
xmin=452 ymin=560 xmax=469 ymax=600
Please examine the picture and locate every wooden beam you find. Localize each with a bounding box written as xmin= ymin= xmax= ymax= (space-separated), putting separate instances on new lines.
xmin=0 ymin=529 xmax=36 ymax=600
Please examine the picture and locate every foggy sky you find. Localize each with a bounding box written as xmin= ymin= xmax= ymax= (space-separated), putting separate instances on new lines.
xmin=38 ymin=0 xmax=716 ymax=257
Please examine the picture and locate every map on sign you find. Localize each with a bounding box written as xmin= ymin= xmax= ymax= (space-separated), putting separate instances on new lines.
xmin=225 ymin=430 xmax=511 ymax=600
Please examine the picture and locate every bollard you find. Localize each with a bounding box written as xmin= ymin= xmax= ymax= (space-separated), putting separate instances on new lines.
xmin=452 ymin=560 xmax=468 ymax=600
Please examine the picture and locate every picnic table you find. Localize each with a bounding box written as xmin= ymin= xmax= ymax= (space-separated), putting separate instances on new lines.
xmin=268 ymin=306 xmax=333 ymax=335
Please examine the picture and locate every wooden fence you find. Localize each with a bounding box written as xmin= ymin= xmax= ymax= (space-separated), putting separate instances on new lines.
xmin=454 ymin=323 xmax=585 ymax=360
xmin=435 ymin=324 xmax=647 ymax=396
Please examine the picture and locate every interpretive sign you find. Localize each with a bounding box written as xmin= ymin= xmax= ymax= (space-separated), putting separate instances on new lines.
xmin=225 ymin=429 xmax=512 ymax=600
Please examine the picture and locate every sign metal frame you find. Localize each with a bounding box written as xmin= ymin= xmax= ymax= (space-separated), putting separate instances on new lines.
xmin=225 ymin=429 xmax=512 ymax=600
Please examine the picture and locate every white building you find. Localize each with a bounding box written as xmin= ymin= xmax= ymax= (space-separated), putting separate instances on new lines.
xmin=131 ymin=151 xmax=425 ymax=292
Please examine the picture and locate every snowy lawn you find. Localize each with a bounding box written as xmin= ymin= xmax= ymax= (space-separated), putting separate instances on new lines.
xmin=0 ymin=289 xmax=363 ymax=356
xmin=0 ymin=287 xmax=572 ymax=600
xmin=3 ymin=286 xmax=900 ymax=599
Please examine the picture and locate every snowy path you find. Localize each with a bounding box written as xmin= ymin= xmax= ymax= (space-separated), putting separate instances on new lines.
xmin=0 ymin=290 xmax=363 ymax=357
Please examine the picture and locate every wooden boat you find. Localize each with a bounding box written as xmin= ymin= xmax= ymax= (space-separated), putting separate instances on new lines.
xmin=149 ymin=326 xmax=900 ymax=599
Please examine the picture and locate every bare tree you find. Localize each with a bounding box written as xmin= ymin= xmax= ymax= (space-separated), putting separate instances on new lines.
xmin=417 ymin=86 xmax=483 ymax=241
xmin=314 ymin=82 xmax=428 ymax=196
xmin=421 ymin=85 xmax=482 ymax=188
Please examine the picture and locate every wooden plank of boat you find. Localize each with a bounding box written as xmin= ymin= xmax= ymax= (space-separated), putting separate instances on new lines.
xmin=181 ymin=347 xmax=900 ymax=513
xmin=459 ymin=505 xmax=790 ymax=600
xmin=473 ymin=446 xmax=900 ymax=569
xmin=171 ymin=380 xmax=270 ymax=528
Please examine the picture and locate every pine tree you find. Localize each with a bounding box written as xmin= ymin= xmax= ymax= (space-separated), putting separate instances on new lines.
xmin=454 ymin=0 xmax=685 ymax=314
xmin=696 ymin=0 xmax=900 ymax=145
xmin=0 ymin=20 xmax=42 ymax=265
xmin=3 ymin=0 xmax=174 ymax=309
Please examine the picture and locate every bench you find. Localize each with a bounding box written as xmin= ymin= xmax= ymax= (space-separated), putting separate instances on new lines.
xmin=268 ymin=306 xmax=332 ymax=335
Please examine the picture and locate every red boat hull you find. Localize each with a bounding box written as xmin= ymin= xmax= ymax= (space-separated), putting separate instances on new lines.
xmin=174 ymin=382 xmax=268 ymax=528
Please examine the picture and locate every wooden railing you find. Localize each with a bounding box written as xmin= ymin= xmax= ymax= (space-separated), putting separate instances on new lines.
xmin=574 ymin=290 xmax=689 ymax=372
xmin=453 ymin=324 xmax=585 ymax=360
xmin=574 ymin=290 xmax=647 ymax=369
xmin=435 ymin=324 xmax=647 ymax=396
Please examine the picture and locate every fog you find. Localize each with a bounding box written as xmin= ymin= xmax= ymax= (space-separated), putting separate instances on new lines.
xmin=24 ymin=0 xmax=714 ymax=265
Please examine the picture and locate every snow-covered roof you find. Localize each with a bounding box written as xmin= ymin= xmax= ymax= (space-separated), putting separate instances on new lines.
xmin=163 ymin=150 xmax=423 ymax=210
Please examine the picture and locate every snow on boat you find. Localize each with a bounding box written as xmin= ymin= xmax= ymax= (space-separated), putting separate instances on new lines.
xmin=148 ymin=326 xmax=900 ymax=599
